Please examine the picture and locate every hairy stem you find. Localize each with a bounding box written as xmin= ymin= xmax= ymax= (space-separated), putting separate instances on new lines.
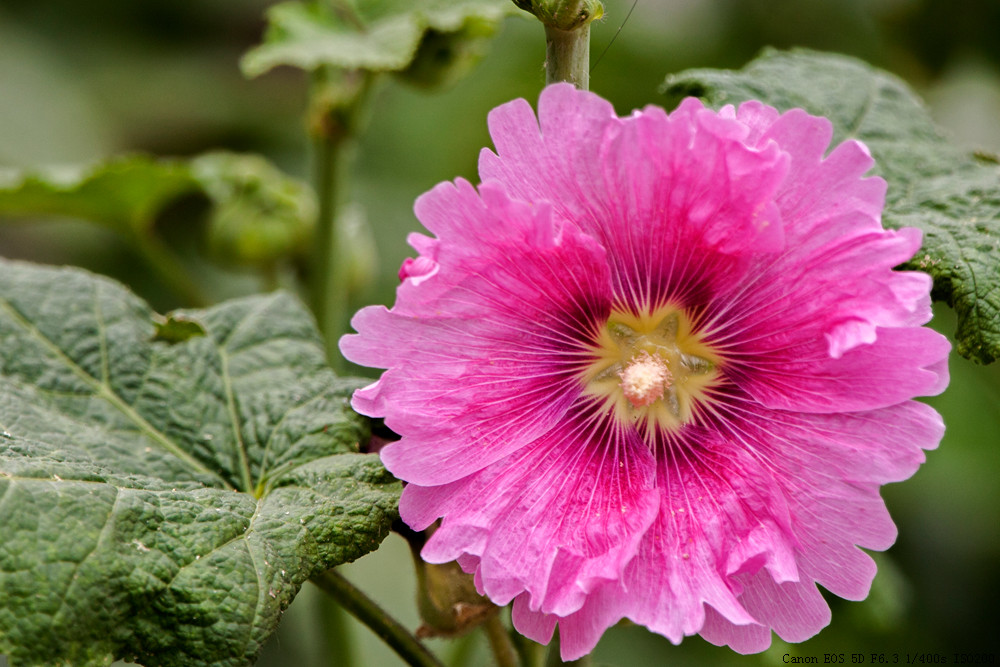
xmin=483 ymin=613 xmax=521 ymax=667
xmin=544 ymin=22 xmax=591 ymax=89
xmin=311 ymin=569 xmax=445 ymax=667
xmin=513 ymin=632 xmax=546 ymax=667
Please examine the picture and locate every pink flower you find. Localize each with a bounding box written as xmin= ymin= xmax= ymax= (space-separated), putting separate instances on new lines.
xmin=340 ymin=84 xmax=950 ymax=659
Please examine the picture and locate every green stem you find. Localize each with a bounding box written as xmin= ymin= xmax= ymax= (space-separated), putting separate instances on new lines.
xmin=311 ymin=127 xmax=349 ymax=370
xmin=544 ymin=22 xmax=590 ymax=89
xmin=260 ymin=262 xmax=280 ymax=293
xmin=483 ymin=613 xmax=520 ymax=667
xmin=308 ymin=69 xmax=375 ymax=370
xmin=316 ymin=591 xmax=356 ymax=667
xmin=513 ymin=633 xmax=546 ymax=667
xmin=311 ymin=569 xmax=445 ymax=667
xmin=130 ymin=228 xmax=208 ymax=307
xmin=443 ymin=633 xmax=477 ymax=667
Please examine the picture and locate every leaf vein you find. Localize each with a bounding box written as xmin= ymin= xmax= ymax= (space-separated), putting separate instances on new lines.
xmin=241 ymin=498 xmax=268 ymax=654
xmin=256 ymin=390 xmax=328 ymax=492
xmin=219 ymin=347 xmax=254 ymax=493
xmin=51 ymin=484 xmax=122 ymax=626
xmin=844 ymin=73 xmax=877 ymax=140
xmin=93 ymin=282 xmax=111 ymax=387
xmin=0 ymin=296 xmax=229 ymax=487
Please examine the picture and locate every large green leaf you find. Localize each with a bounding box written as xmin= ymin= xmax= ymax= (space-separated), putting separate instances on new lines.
xmin=0 ymin=260 xmax=399 ymax=666
xmin=0 ymin=152 xmax=315 ymax=268
xmin=663 ymin=48 xmax=1000 ymax=364
xmin=241 ymin=0 xmax=520 ymax=81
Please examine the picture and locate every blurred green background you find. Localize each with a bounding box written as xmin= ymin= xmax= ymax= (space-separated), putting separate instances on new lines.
xmin=1 ymin=0 xmax=998 ymax=665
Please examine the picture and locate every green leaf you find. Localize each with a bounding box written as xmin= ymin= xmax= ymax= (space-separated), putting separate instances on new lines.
xmin=663 ymin=48 xmax=1000 ymax=364
xmin=0 ymin=259 xmax=399 ymax=667
xmin=240 ymin=0 xmax=520 ymax=81
xmin=0 ymin=151 xmax=316 ymax=268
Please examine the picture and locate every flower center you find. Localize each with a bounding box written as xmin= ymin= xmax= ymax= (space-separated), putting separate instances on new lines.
xmin=619 ymin=352 xmax=671 ymax=407
xmin=581 ymin=305 xmax=721 ymax=434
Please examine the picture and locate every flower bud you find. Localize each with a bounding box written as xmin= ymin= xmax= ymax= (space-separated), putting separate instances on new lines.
xmin=396 ymin=19 xmax=499 ymax=90
xmin=413 ymin=559 xmax=495 ymax=638
xmin=512 ymin=0 xmax=603 ymax=31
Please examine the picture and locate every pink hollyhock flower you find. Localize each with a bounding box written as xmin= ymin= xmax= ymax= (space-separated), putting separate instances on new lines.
xmin=340 ymin=84 xmax=950 ymax=659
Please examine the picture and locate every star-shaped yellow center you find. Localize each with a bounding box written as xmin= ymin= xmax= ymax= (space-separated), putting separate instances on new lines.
xmin=581 ymin=305 xmax=722 ymax=435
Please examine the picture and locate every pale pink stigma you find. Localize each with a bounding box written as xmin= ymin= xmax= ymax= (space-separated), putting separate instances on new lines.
xmin=619 ymin=352 xmax=672 ymax=408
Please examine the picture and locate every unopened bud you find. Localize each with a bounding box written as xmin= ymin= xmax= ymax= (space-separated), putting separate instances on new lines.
xmin=414 ymin=559 xmax=495 ymax=638
xmin=512 ymin=0 xmax=604 ymax=31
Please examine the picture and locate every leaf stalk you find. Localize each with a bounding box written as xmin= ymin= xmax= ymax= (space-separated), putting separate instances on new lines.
xmin=311 ymin=569 xmax=445 ymax=667
xmin=129 ymin=226 xmax=208 ymax=307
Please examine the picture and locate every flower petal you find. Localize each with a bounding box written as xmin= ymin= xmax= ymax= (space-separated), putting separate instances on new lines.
xmin=698 ymin=571 xmax=831 ymax=652
xmin=341 ymin=180 xmax=614 ymax=484
xmin=734 ymin=325 xmax=949 ymax=413
xmin=405 ymin=408 xmax=660 ymax=615
xmin=482 ymin=85 xmax=792 ymax=310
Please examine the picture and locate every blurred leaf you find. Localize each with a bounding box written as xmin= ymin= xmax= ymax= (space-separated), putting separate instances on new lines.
xmin=0 ymin=156 xmax=193 ymax=236
xmin=664 ymin=48 xmax=1000 ymax=364
xmin=0 ymin=260 xmax=400 ymax=667
xmin=0 ymin=152 xmax=316 ymax=269
xmin=194 ymin=152 xmax=316 ymax=267
xmin=396 ymin=17 xmax=501 ymax=90
xmin=241 ymin=0 xmax=520 ymax=81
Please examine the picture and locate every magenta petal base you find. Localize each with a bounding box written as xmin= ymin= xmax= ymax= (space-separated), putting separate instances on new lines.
xmin=340 ymin=84 xmax=950 ymax=660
